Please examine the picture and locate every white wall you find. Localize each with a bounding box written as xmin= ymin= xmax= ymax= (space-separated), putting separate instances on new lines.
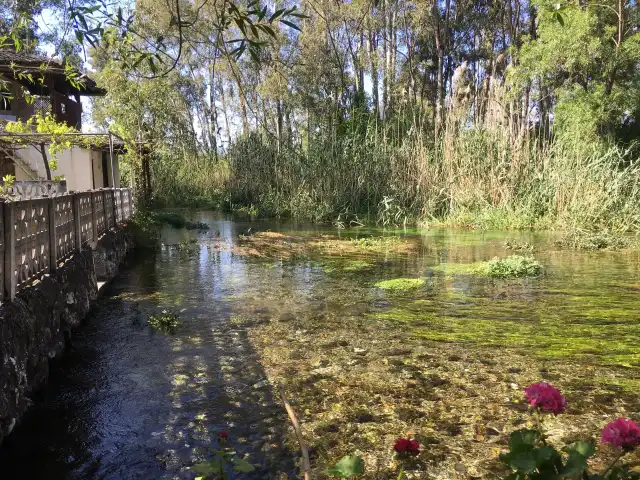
xmin=14 ymin=145 xmax=121 ymax=190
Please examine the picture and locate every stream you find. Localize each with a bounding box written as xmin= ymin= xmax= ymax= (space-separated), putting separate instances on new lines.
xmin=0 ymin=212 xmax=638 ymax=479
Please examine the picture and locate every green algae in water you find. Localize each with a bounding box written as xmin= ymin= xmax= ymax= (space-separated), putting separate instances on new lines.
xmin=323 ymin=260 xmax=375 ymax=273
xmin=431 ymin=255 xmax=542 ymax=278
xmin=368 ymin=301 xmax=640 ymax=368
xmin=374 ymin=278 xmax=426 ymax=291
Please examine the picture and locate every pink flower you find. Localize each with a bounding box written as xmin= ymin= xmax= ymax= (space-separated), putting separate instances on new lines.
xmin=601 ymin=418 xmax=640 ymax=451
xmin=394 ymin=438 xmax=420 ymax=456
xmin=524 ymin=382 xmax=567 ymax=415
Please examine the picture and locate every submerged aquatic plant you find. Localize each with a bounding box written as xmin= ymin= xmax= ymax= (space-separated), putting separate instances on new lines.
xmin=374 ymin=278 xmax=426 ymax=291
xmin=148 ymin=309 xmax=180 ymax=333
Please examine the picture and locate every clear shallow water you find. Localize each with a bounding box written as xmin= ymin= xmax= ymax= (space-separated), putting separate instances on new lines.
xmin=0 ymin=212 xmax=638 ymax=478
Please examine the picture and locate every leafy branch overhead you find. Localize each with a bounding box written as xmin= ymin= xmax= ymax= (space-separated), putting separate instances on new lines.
xmin=68 ymin=0 xmax=307 ymax=74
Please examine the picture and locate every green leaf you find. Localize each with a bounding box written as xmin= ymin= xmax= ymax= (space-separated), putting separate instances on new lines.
xmin=553 ymin=11 xmax=565 ymax=27
xmin=561 ymin=452 xmax=589 ymax=478
xmin=508 ymin=429 xmax=541 ymax=452
xmin=280 ymin=20 xmax=301 ymax=31
xmin=563 ymin=441 xmax=596 ymax=458
xmin=232 ymin=457 xmax=256 ymax=473
xmin=327 ymin=455 xmax=365 ymax=478
xmin=192 ymin=462 xmax=215 ymax=475
xmin=270 ymin=8 xmax=286 ymax=21
xmin=509 ymin=451 xmax=539 ymax=473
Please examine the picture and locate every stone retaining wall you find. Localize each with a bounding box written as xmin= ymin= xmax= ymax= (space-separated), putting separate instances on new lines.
xmin=0 ymin=228 xmax=132 ymax=445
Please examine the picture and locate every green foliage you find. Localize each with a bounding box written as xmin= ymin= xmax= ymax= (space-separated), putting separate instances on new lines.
xmin=484 ymin=256 xmax=543 ymax=279
xmin=151 ymin=211 xmax=209 ymax=230
xmin=499 ymin=429 xmax=640 ymax=480
xmin=0 ymin=174 xmax=15 ymax=197
xmin=192 ymin=449 xmax=255 ymax=479
xmin=125 ymin=211 xmax=160 ymax=249
xmin=555 ymin=230 xmax=631 ymax=251
xmin=147 ymin=309 xmax=180 ymax=333
xmin=327 ymin=455 xmax=365 ymax=478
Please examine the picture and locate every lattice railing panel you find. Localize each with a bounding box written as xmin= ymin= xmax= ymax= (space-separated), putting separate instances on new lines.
xmin=94 ymin=191 xmax=105 ymax=236
xmin=105 ymin=190 xmax=115 ymax=230
xmin=54 ymin=194 xmax=76 ymax=263
xmin=1 ymin=187 xmax=133 ymax=301
xmin=122 ymin=189 xmax=131 ymax=220
xmin=78 ymin=192 xmax=93 ymax=245
xmin=115 ymin=189 xmax=123 ymax=223
xmin=13 ymin=198 xmax=50 ymax=288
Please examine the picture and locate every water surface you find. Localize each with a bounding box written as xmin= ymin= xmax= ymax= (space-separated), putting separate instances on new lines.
xmin=1 ymin=212 xmax=638 ymax=478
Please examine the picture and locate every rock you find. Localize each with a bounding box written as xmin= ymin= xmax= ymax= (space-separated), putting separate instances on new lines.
xmin=485 ymin=423 xmax=502 ymax=436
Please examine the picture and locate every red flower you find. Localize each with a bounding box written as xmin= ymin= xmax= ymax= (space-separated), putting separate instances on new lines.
xmin=218 ymin=430 xmax=229 ymax=439
xmin=524 ymin=382 xmax=567 ymax=415
xmin=394 ymin=438 xmax=420 ymax=456
xmin=601 ymin=418 xmax=640 ymax=451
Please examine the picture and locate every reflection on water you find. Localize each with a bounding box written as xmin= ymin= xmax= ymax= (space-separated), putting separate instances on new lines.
xmin=0 ymin=211 xmax=638 ymax=478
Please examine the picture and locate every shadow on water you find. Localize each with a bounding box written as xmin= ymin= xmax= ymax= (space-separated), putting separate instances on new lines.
xmin=0 ymin=218 xmax=297 ymax=479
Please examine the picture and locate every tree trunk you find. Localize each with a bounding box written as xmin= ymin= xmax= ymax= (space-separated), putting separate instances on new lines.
xmin=39 ymin=143 xmax=51 ymax=180
xmin=368 ymin=20 xmax=380 ymax=118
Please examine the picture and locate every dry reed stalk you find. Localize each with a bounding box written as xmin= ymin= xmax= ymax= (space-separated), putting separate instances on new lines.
xmin=279 ymin=384 xmax=311 ymax=480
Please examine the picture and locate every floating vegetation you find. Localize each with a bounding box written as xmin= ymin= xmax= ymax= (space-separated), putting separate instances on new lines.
xmin=483 ymin=255 xmax=543 ymax=278
xmin=374 ymin=278 xmax=426 ymax=291
xmin=555 ymin=229 xmax=631 ymax=250
xmin=148 ymin=309 xmax=180 ymax=333
xmin=432 ymin=255 xmax=543 ymax=278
